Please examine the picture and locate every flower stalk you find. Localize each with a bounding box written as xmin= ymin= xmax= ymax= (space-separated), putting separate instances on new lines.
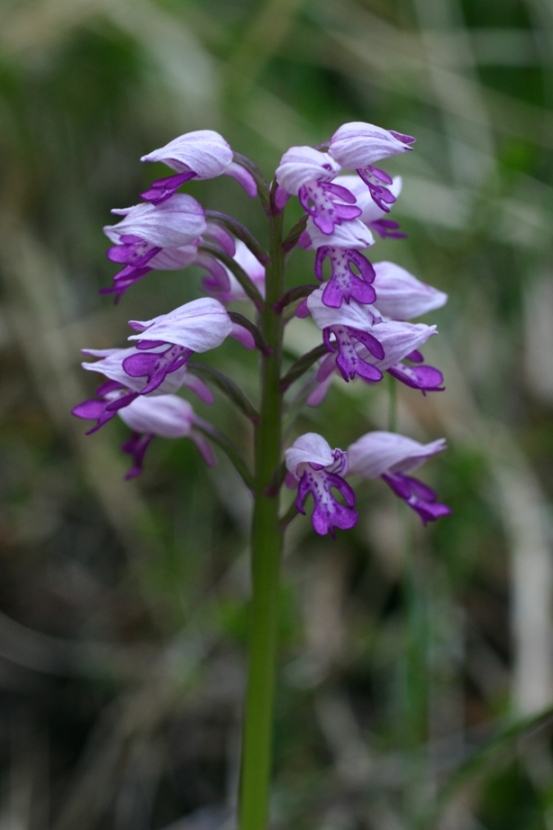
xmin=239 ymin=210 xmax=285 ymax=830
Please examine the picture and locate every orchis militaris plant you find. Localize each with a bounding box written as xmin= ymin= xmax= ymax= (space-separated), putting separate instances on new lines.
xmin=73 ymin=123 xmax=451 ymax=830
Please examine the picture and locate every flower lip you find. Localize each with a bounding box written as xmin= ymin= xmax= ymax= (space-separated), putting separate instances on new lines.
xmin=275 ymin=146 xmax=341 ymax=195
xmin=347 ymin=431 xmax=446 ymax=479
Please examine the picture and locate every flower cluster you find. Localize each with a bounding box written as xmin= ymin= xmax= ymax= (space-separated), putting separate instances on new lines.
xmin=73 ymin=123 xmax=450 ymax=534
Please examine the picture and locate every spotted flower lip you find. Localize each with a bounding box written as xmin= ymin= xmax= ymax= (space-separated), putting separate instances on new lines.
xmin=127 ymin=297 xmax=233 ymax=352
xmin=118 ymin=395 xmax=216 ymax=479
xmin=307 ymin=320 xmax=443 ymax=406
xmin=347 ymin=431 xmax=450 ymax=525
xmin=104 ymin=194 xmax=207 ymax=250
xmin=285 ymin=433 xmax=357 ymax=537
xmin=372 ymin=262 xmax=448 ymax=321
xmin=275 ymin=146 xmax=341 ymax=195
xmin=140 ymin=130 xmax=257 ymax=203
xmin=328 ymin=122 xmax=415 ymax=169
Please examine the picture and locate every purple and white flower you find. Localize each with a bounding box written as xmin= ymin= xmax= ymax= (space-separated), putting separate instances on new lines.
xmin=104 ymin=194 xmax=207 ymax=277
xmin=329 ymin=123 xmax=415 ymax=212
xmin=307 ymin=289 xmax=389 ymax=382
xmin=122 ymin=298 xmax=234 ymax=394
xmin=140 ymin=130 xmax=257 ymax=204
xmin=72 ymin=341 xmax=215 ymax=434
xmin=119 ymin=395 xmax=216 ymax=479
xmin=304 ymin=295 xmax=439 ymax=404
xmin=275 ymin=146 xmax=361 ymax=234
xmin=347 ymin=431 xmax=450 ymax=524
xmin=285 ymin=433 xmax=357 ymax=536
xmin=81 ymin=346 xmax=214 ymax=402
xmin=102 ymin=221 xmax=236 ymax=302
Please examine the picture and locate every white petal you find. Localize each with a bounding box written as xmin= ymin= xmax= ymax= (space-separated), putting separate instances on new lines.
xmin=308 ymin=288 xmax=381 ymax=330
xmin=82 ymin=346 xmax=193 ymax=394
xmin=141 ymin=130 xmax=233 ymax=178
xmin=104 ymin=194 xmax=206 ymax=248
xmin=306 ymin=217 xmax=374 ymax=250
xmin=128 ymin=297 xmax=232 ymax=353
xmin=118 ymin=395 xmax=195 ymax=438
xmin=285 ymin=432 xmax=335 ymax=478
xmin=347 ymin=431 xmax=446 ymax=478
xmin=329 ymin=122 xmax=414 ymax=168
xmin=372 ymin=262 xmax=448 ymax=320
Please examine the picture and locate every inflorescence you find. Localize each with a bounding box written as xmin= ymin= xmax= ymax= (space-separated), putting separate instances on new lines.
xmin=73 ymin=123 xmax=451 ymax=536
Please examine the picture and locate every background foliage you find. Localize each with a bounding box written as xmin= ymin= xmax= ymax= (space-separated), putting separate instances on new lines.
xmin=1 ymin=0 xmax=553 ymax=828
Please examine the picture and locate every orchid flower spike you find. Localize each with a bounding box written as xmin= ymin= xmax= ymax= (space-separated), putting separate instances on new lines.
xmin=275 ymin=146 xmax=361 ymax=235
xmin=329 ymin=123 xmax=415 ymax=212
xmin=104 ymin=194 xmax=207 ymax=275
xmin=140 ymin=130 xmax=257 ymax=204
xmin=347 ymin=431 xmax=451 ymax=524
xmin=285 ymin=433 xmax=357 ymax=536
xmin=119 ymin=395 xmax=216 ymax=479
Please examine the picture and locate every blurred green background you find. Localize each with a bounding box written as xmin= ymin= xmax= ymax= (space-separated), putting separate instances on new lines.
xmin=1 ymin=0 xmax=553 ymax=828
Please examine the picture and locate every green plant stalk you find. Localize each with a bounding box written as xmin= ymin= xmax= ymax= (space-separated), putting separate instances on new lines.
xmin=238 ymin=210 xmax=285 ymax=830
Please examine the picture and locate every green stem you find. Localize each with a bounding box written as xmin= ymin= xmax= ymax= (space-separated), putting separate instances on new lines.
xmin=238 ymin=210 xmax=285 ymax=830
